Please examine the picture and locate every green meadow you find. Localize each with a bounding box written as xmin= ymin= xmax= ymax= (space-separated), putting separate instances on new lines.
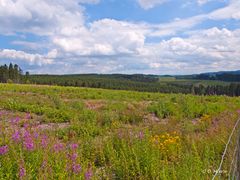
xmin=0 ymin=83 xmax=239 ymax=179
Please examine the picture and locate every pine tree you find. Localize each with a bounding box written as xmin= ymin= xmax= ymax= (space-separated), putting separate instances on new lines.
xmin=8 ymin=63 xmax=14 ymax=80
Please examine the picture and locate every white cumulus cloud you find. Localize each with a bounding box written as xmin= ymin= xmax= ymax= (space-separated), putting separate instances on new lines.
xmin=53 ymin=19 xmax=146 ymax=56
xmin=209 ymin=0 xmax=240 ymax=20
xmin=140 ymin=27 xmax=240 ymax=74
xmin=0 ymin=0 xmax=239 ymax=74
xmin=0 ymin=49 xmax=54 ymax=66
xmin=0 ymin=0 xmax=85 ymax=35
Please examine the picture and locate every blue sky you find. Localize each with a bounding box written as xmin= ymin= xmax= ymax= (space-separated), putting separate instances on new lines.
xmin=84 ymin=0 xmax=226 ymax=23
xmin=0 ymin=0 xmax=239 ymax=74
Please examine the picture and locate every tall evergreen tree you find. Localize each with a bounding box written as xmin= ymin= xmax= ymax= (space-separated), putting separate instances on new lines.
xmin=0 ymin=63 xmax=23 ymax=83
xmin=8 ymin=63 xmax=14 ymax=80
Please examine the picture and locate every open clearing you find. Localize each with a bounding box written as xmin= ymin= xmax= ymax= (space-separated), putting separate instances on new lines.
xmin=0 ymin=84 xmax=240 ymax=179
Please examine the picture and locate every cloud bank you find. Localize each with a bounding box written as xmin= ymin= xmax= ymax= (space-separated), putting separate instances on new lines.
xmin=0 ymin=0 xmax=239 ymax=74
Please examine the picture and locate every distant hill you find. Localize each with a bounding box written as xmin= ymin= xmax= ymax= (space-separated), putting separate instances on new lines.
xmin=202 ymin=70 xmax=240 ymax=76
xmin=175 ymin=70 xmax=240 ymax=82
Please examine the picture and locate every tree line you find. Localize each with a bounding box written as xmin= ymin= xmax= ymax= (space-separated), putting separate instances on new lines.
xmin=0 ymin=63 xmax=23 ymax=83
xmin=192 ymin=83 xmax=240 ymax=96
xmin=1 ymin=63 xmax=240 ymax=96
xmin=28 ymin=74 xmax=240 ymax=96
xmin=28 ymin=74 xmax=192 ymax=94
xmin=194 ymin=73 xmax=240 ymax=82
xmin=0 ymin=63 xmax=30 ymax=83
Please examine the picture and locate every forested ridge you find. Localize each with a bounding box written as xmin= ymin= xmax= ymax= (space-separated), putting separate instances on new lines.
xmin=28 ymin=74 xmax=240 ymax=96
xmin=194 ymin=73 xmax=240 ymax=82
xmin=1 ymin=63 xmax=240 ymax=96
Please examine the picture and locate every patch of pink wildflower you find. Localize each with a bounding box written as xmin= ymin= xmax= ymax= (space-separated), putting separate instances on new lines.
xmin=72 ymin=163 xmax=81 ymax=174
xmin=41 ymin=135 xmax=48 ymax=148
xmin=53 ymin=142 xmax=65 ymax=152
xmin=19 ymin=164 xmax=26 ymax=178
xmin=25 ymin=113 xmax=31 ymax=120
xmin=12 ymin=130 xmax=21 ymax=142
xmin=70 ymin=143 xmax=78 ymax=150
xmin=0 ymin=145 xmax=8 ymax=155
xmin=85 ymin=167 xmax=93 ymax=180
xmin=23 ymin=131 xmax=34 ymax=151
xmin=11 ymin=116 xmax=20 ymax=125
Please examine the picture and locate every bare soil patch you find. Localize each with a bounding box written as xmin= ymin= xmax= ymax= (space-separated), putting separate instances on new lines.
xmin=84 ymin=100 xmax=106 ymax=110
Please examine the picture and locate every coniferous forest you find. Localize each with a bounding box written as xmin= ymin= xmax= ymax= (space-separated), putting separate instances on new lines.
xmin=0 ymin=63 xmax=23 ymax=83
xmin=1 ymin=63 xmax=240 ymax=96
xmin=27 ymin=73 xmax=240 ymax=97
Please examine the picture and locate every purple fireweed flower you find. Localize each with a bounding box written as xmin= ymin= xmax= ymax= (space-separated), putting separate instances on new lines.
xmin=0 ymin=145 xmax=8 ymax=155
xmin=41 ymin=135 xmax=48 ymax=148
xmin=237 ymin=109 xmax=240 ymax=114
xmin=68 ymin=153 xmax=78 ymax=161
xmin=53 ymin=143 xmax=64 ymax=152
xmin=72 ymin=163 xmax=81 ymax=174
xmin=15 ymin=116 xmax=20 ymax=122
xmin=23 ymin=132 xmax=34 ymax=151
xmin=33 ymin=131 xmax=39 ymax=139
xmin=23 ymin=122 xmax=30 ymax=129
xmin=12 ymin=130 xmax=21 ymax=142
xmin=23 ymin=131 xmax=31 ymax=138
xmin=23 ymin=123 xmax=29 ymax=129
xmin=19 ymin=165 xmax=26 ymax=178
xmin=11 ymin=117 xmax=20 ymax=125
xmin=26 ymin=113 xmax=31 ymax=120
xmin=72 ymin=153 xmax=78 ymax=161
xmin=70 ymin=143 xmax=78 ymax=150
xmin=24 ymin=139 xmax=34 ymax=151
xmin=85 ymin=168 xmax=93 ymax=180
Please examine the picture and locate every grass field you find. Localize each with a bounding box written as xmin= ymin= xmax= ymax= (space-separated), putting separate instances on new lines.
xmin=0 ymin=83 xmax=240 ymax=179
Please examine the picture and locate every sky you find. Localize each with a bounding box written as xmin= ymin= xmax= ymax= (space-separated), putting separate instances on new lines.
xmin=0 ymin=0 xmax=240 ymax=75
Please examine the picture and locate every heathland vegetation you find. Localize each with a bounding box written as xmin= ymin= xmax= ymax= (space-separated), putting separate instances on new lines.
xmin=0 ymin=83 xmax=240 ymax=179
